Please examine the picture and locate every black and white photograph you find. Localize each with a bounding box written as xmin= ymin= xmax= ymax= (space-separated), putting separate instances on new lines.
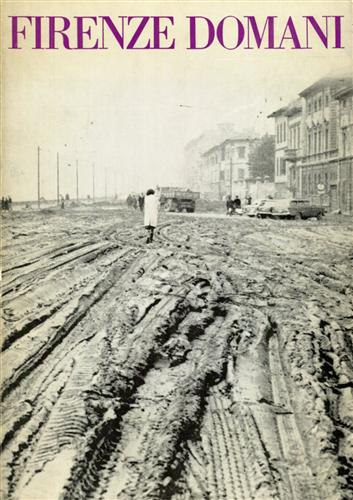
xmin=1 ymin=1 xmax=353 ymax=499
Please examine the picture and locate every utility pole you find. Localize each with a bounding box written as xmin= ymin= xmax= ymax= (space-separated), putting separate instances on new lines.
xmin=229 ymin=158 xmax=233 ymax=198
xmin=37 ymin=146 xmax=41 ymax=209
xmin=92 ymin=163 xmax=95 ymax=202
xmin=57 ymin=152 xmax=60 ymax=205
xmin=104 ymin=168 xmax=107 ymax=201
xmin=76 ymin=159 xmax=79 ymax=202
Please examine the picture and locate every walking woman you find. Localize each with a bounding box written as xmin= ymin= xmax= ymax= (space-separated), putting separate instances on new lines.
xmin=144 ymin=189 xmax=159 ymax=244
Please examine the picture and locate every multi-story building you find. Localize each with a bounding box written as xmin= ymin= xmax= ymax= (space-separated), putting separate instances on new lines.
xmin=268 ymin=74 xmax=353 ymax=213
xmin=201 ymin=138 xmax=255 ymax=200
xmin=268 ymin=99 xmax=303 ymax=197
xmin=299 ymin=76 xmax=346 ymax=209
xmin=183 ymin=123 xmax=237 ymax=192
xmin=334 ymin=84 xmax=353 ymax=214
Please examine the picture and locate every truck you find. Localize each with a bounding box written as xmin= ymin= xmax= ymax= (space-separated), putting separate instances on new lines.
xmin=158 ymin=187 xmax=200 ymax=213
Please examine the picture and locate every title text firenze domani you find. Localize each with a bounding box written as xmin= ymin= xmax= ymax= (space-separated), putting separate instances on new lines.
xmin=9 ymin=15 xmax=344 ymax=50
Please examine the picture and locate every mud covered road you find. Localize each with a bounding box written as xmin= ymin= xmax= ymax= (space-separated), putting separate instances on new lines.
xmin=1 ymin=208 xmax=353 ymax=500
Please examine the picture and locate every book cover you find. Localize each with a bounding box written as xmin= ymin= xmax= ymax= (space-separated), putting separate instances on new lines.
xmin=1 ymin=1 xmax=353 ymax=499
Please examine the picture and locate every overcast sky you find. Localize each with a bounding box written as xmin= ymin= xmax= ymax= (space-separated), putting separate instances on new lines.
xmin=3 ymin=0 xmax=352 ymax=201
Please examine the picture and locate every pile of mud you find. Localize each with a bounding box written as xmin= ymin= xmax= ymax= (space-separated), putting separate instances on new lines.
xmin=1 ymin=209 xmax=353 ymax=499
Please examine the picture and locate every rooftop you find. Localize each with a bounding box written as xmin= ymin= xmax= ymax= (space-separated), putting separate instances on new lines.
xmin=202 ymin=137 xmax=253 ymax=157
xmin=332 ymin=85 xmax=353 ymax=100
xmin=299 ymin=75 xmax=352 ymax=97
xmin=268 ymin=98 xmax=302 ymax=119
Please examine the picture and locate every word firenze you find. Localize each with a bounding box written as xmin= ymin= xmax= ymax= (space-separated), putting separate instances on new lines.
xmin=9 ymin=15 xmax=344 ymax=50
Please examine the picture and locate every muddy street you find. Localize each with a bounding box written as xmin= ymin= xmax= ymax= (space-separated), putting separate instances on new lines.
xmin=1 ymin=208 xmax=353 ymax=500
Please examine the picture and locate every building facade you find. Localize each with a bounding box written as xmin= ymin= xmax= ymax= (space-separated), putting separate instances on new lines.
xmin=201 ymin=138 xmax=256 ymax=200
xmin=268 ymin=75 xmax=353 ymax=214
xmin=268 ymin=99 xmax=303 ymax=198
xmin=183 ymin=123 xmax=238 ymax=192
xmin=334 ymin=85 xmax=353 ymax=214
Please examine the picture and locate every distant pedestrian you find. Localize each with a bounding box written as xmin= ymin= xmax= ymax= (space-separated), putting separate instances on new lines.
xmin=144 ymin=189 xmax=159 ymax=244
xmin=226 ymin=195 xmax=233 ymax=215
xmin=132 ymin=195 xmax=138 ymax=210
xmin=1 ymin=197 xmax=5 ymax=210
xmin=4 ymin=197 xmax=9 ymax=210
xmin=233 ymin=195 xmax=241 ymax=209
xmin=247 ymin=195 xmax=252 ymax=205
xmin=138 ymin=193 xmax=145 ymax=212
xmin=8 ymin=196 xmax=12 ymax=210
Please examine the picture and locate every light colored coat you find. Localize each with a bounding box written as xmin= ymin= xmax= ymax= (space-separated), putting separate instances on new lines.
xmin=144 ymin=194 xmax=159 ymax=227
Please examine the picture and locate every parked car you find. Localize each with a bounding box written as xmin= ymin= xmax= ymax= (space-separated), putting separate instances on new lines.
xmin=256 ymin=199 xmax=324 ymax=220
xmin=244 ymin=199 xmax=268 ymax=217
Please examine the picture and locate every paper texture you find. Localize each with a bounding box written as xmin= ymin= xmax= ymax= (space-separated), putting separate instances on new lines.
xmin=1 ymin=1 xmax=353 ymax=499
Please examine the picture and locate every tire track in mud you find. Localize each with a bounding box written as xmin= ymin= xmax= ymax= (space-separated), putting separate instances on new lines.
xmin=2 ymin=241 xmax=81 ymax=274
xmin=1 ymin=251 xmax=148 ymax=499
xmin=271 ymin=307 xmax=353 ymax=499
xmin=155 ymin=217 xmax=265 ymax=257
xmin=12 ymin=329 xmax=108 ymax=499
xmin=2 ymin=244 xmax=157 ymax=498
xmin=2 ymin=241 xmax=218 ymax=499
xmin=48 ymin=273 xmax=235 ymax=500
xmin=2 ymin=240 xmax=119 ymax=298
xmin=172 ymin=311 xmax=320 ymax=500
xmin=61 ymin=301 xmax=205 ymax=497
xmin=2 ymin=212 xmax=353 ymax=500
xmin=2 ymin=246 xmax=134 ymax=352
xmin=268 ymin=325 xmax=319 ymax=500
xmin=1 ymin=247 xmax=143 ymax=401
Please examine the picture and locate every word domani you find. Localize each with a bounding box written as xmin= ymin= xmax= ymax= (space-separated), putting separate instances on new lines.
xmin=9 ymin=15 xmax=344 ymax=50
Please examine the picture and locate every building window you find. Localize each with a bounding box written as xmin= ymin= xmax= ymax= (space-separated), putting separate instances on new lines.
xmin=280 ymin=158 xmax=286 ymax=176
xmin=237 ymin=147 xmax=245 ymax=159
xmin=297 ymin=125 xmax=300 ymax=149
xmin=342 ymin=129 xmax=347 ymax=157
xmin=220 ymin=170 xmax=225 ymax=181
xmin=318 ymin=128 xmax=322 ymax=153
xmin=308 ymin=130 xmax=312 ymax=154
xmin=318 ymin=97 xmax=322 ymax=110
xmin=238 ymin=168 xmax=244 ymax=180
xmin=308 ymin=100 xmax=312 ymax=113
xmin=325 ymin=125 xmax=329 ymax=151
xmin=283 ymin=123 xmax=286 ymax=142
